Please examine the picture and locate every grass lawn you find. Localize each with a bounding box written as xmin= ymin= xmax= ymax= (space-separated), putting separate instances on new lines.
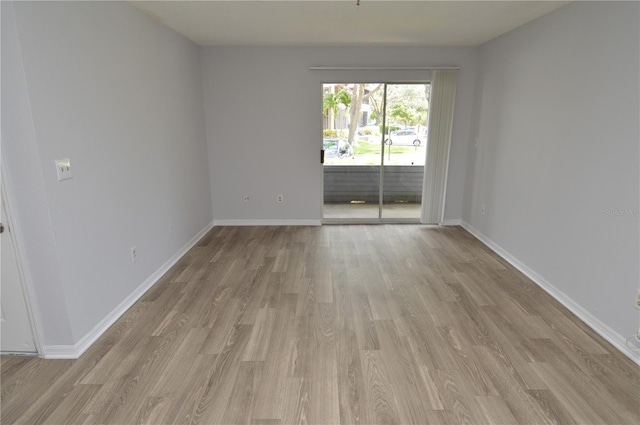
xmin=353 ymin=140 xmax=413 ymax=155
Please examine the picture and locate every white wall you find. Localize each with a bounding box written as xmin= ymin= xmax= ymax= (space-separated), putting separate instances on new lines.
xmin=465 ymin=2 xmax=639 ymax=345
xmin=201 ymin=46 xmax=477 ymax=223
xmin=2 ymin=1 xmax=212 ymax=347
xmin=2 ymin=2 xmax=75 ymax=346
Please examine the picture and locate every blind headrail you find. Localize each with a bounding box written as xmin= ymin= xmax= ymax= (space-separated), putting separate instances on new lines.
xmin=308 ymin=66 xmax=459 ymax=71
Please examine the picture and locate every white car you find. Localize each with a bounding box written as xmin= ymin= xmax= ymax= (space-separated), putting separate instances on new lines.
xmin=386 ymin=129 xmax=425 ymax=146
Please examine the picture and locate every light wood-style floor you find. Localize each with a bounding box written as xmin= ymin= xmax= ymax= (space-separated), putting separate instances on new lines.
xmin=2 ymin=225 xmax=639 ymax=425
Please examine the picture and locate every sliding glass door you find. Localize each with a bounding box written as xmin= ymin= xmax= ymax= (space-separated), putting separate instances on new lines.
xmin=322 ymin=83 xmax=430 ymax=222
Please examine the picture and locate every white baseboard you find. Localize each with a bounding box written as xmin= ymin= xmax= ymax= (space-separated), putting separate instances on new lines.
xmin=213 ymin=219 xmax=321 ymax=226
xmin=42 ymin=221 xmax=214 ymax=359
xmin=41 ymin=345 xmax=77 ymax=359
xmin=460 ymin=221 xmax=640 ymax=366
xmin=441 ymin=219 xmax=462 ymax=226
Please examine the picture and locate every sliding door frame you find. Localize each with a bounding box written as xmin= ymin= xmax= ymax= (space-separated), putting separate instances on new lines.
xmin=322 ymin=81 xmax=430 ymax=224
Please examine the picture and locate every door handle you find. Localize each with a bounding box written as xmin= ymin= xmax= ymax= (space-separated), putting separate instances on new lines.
xmin=0 ymin=223 xmax=4 ymax=234
xmin=320 ymin=150 xmax=325 ymax=164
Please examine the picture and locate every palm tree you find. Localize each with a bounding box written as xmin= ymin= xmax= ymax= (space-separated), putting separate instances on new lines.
xmin=335 ymin=89 xmax=351 ymax=135
xmin=335 ymin=89 xmax=351 ymax=110
xmin=324 ymin=89 xmax=352 ymax=133
xmin=323 ymin=92 xmax=339 ymax=130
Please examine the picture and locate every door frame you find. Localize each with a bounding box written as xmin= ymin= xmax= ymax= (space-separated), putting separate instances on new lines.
xmin=1 ymin=168 xmax=43 ymax=356
xmin=321 ymin=81 xmax=430 ymax=224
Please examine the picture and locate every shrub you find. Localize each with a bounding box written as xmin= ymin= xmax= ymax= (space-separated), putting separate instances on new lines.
xmin=380 ymin=124 xmax=401 ymax=134
xmin=323 ymin=129 xmax=337 ymax=138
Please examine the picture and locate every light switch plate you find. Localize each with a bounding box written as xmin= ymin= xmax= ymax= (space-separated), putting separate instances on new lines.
xmin=55 ymin=159 xmax=73 ymax=181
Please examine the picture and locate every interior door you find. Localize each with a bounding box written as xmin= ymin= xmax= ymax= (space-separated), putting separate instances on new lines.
xmin=1 ymin=195 xmax=37 ymax=354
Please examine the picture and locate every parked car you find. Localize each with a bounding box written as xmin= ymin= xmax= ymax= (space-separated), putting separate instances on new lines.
xmin=385 ymin=129 xmax=424 ymax=146
xmin=323 ymin=138 xmax=354 ymax=159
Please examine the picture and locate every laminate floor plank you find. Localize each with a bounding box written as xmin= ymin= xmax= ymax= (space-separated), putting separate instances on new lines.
xmin=281 ymin=377 xmax=309 ymax=425
xmin=474 ymin=345 xmax=556 ymax=425
xmin=2 ymin=225 xmax=638 ymax=425
xmin=414 ymin=362 xmax=446 ymax=411
xmin=435 ymin=368 xmax=485 ymax=425
xmin=349 ymin=292 xmax=380 ymax=351
xmin=129 ymin=396 xmax=173 ymax=425
xmin=360 ymin=350 xmax=401 ymax=425
xmin=335 ymin=330 xmax=366 ymax=425
xmin=536 ymin=354 xmax=638 ymax=424
xmin=475 ymin=395 xmax=519 ymax=425
xmin=236 ymin=260 xmax=275 ymax=326
xmin=219 ymin=360 xmax=261 ymax=425
xmin=525 ymin=389 xmax=579 ymax=425
xmin=40 ymin=384 xmax=102 ymax=425
xmin=391 ymin=382 xmax=432 ymax=425
xmin=438 ymin=325 xmax=500 ymax=397
xmin=191 ymin=324 xmax=253 ymax=425
xmin=1 ymin=358 xmax=72 ymax=410
xmin=374 ymin=320 xmax=421 ymax=386
xmin=528 ymin=362 xmax=609 ymax=424
xmin=155 ymin=354 xmax=219 ymax=425
xmin=586 ymin=354 xmax=640 ymax=411
xmin=199 ymin=299 xmax=241 ymax=355
xmin=251 ymin=298 xmax=297 ymax=420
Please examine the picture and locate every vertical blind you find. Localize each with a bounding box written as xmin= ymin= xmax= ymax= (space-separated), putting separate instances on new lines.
xmin=421 ymin=69 xmax=458 ymax=224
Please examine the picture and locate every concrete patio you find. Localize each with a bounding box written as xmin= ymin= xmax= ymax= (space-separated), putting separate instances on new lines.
xmin=323 ymin=202 xmax=421 ymax=220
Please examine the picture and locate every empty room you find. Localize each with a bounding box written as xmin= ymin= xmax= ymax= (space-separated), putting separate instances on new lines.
xmin=1 ymin=1 xmax=639 ymax=424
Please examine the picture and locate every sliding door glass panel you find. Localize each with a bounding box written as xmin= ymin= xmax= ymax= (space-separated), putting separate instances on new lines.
xmin=381 ymin=84 xmax=430 ymax=220
xmin=323 ymin=83 xmax=383 ymax=221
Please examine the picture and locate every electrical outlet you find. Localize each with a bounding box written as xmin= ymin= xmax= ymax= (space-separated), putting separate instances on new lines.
xmin=277 ymin=194 xmax=283 ymax=204
xmin=131 ymin=246 xmax=137 ymax=263
xmin=55 ymin=158 xmax=73 ymax=181
xmin=243 ymin=195 xmax=250 ymax=203
xmin=480 ymin=204 xmax=486 ymax=215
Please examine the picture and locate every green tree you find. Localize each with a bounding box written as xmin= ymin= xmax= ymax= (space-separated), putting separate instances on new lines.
xmin=323 ymin=89 xmax=351 ymax=132
xmin=323 ymin=93 xmax=339 ymax=130
xmin=390 ymin=104 xmax=417 ymax=127
xmin=335 ymin=89 xmax=351 ymax=136
xmin=369 ymin=84 xmax=430 ymax=131
xmin=347 ymin=84 xmax=382 ymax=146
xmin=335 ymin=89 xmax=351 ymax=110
